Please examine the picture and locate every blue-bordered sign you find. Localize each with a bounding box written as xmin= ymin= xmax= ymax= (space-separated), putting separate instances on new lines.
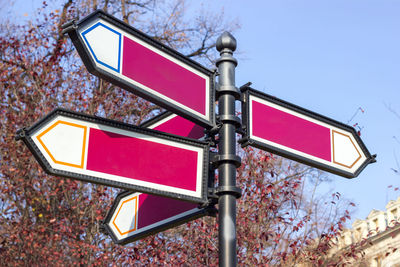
xmin=63 ymin=10 xmax=215 ymax=129
xmin=81 ymin=22 xmax=122 ymax=73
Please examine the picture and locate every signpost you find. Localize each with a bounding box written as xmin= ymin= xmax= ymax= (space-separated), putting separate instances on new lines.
xmin=62 ymin=10 xmax=215 ymax=129
xmin=103 ymin=111 xmax=214 ymax=244
xmin=17 ymin=108 xmax=210 ymax=203
xmin=241 ymin=87 xmax=375 ymax=178
xmin=17 ymin=9 xmax=377 ymax=267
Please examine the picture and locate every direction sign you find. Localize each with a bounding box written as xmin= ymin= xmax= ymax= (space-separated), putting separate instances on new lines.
xmin=241 ymin=87 xmax=375 ymax=178
xmin=141 ymin=111 xmax=205 ymax=140
xmin=103 ymin=112 xmax=211 ymax=244
xmin=62 ymin=10 xmax=215 ymax=128
xmin=17 ymin=108 xmax=209 ymax=203
xmin=103 ymin=191 xmax=212 ymax=245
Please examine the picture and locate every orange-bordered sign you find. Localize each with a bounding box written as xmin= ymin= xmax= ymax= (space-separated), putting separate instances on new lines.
xmin=241 ymin=87 xmax=375 ymax=178
xmin=104 ymin=190 xmax=213 ymax=245
xmin=17 ymin=108 xmax=210 ymax=204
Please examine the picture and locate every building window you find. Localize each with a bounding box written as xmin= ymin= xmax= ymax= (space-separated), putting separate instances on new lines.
xmin=373 ymin=218 xmax=379 ymax=232
xmin=356 ymin=227 xmax=362 ymax=239
xmin=372 ymin=256 xmax=381 ymax=267
xmin=391 ymin=208 xmax=397 ymax=220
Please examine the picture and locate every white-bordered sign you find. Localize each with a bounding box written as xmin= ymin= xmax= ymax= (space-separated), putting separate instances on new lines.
xmin=63 ymin=10 xmax=215 ymax=129
xmin=241 ymin=87 xmax=374 ymax=178
xmin=18 ymin=109 xmax=209 ymax=203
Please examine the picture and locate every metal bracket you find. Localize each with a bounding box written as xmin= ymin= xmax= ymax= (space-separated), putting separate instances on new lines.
xmin=198 ymin=200 xmax=218 ymax=216
xmin=236 ymin=126 xmax=246 ymax=136
xmin=207 ymin=187 xmax=219 ymax=200
xmin=204 ymin=123 xmax=222 ymax=147
xmin=205 ymin=122 xmax=222 ymax=136
xmin=238 ymin=136 xmax=255 ymax=148
xmin=204 ymin=136 xmax=218 ymax=147
xmin=213 ymin=68 xmax=219 ymax=77
xmin=99 ymin=221 xmax=108 ymax=235
xmin=239 ymin=82 xmax=252 ymax=92
xmin=15 ymin=128 xmax=26 ymax=141
xmin=61 ymin=19 xmax=78 ymax=35
xmin=199 ymin=188 xmax=219 ymax=209
xmin=206 ymin=206 xmax=218 ymax=217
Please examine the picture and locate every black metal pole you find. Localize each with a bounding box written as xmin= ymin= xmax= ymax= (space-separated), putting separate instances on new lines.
xmin=215 ymin=32 xmax=241 ymax=267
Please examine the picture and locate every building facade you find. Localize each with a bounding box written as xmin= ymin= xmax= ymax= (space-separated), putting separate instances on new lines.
xmin=333 ymin=197 xmax=400 ymax=266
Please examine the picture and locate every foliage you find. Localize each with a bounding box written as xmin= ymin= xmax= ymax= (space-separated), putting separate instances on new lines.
xmin=0 ymin=0 xmax=358 ymax=265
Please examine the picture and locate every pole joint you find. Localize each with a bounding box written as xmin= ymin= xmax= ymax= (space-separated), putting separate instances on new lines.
xmin=216 ymin=186 xmax=242 ymax=198
xmin=217 ymin=114 xmax=241 ymax=127
xmin=216 ymin=84 xmax=241 ymax=100
xmin=211 ymin=154 xmax=241 ymax=168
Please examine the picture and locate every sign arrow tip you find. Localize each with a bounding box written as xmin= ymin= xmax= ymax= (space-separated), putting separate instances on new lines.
xmin=36 ymin=120 xmax=87 ymax=169
xmin=332 ymin=130 xmax=362 ymax=169
xmin=82 ymin=22 xmax=122 ymax=72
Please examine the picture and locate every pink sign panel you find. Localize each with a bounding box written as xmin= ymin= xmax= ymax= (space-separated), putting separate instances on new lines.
xmin=65 ymin=10 xmax=214 ymax=128
xmin=145 ymin=112 xmax=205 ymax=140
xmin=86 ymin=128 xmax=198 ymax=191
xmin=243 ymin=88 xmax=373 ymax=178
xmin=251 ymin=101 xmax=331 ymax=162
xmin=122 ymin=37 xmax=206 ymax=116
xmin=137 ymin=193 xmax=197 ymax=229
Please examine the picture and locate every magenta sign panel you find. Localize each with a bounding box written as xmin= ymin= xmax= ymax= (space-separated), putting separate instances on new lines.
xmin=18 ymin=109 xmax=209 ymax=204
xmin=251 ymin=101 xmax=331 ymax=161
xmin=241 ymin=88 xmax=374 ymax=178
xmin=64 ymin=10 xmax=214 ymax=128
xmin=103 ymin=112 xmax=212 ymax=245
xmin=86 ymin=128 xmax=199 ymax=191
xmin=122 ymin=38 xmax=207 ymax=116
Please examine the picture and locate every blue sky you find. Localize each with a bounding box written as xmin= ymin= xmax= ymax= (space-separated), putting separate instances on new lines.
xmin=5 ymin=0 xmax=400 ymax=223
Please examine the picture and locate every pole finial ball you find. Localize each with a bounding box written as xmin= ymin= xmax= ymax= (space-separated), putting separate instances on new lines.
xmin=216 ymin=32 xmax=237 ymax=52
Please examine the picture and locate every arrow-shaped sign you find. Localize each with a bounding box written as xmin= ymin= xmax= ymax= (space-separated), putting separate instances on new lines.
xmin=241 ymin=87 xmax=375 ymax=178
xmin=103 ymin=112 xmax=212 ymax=244
xmin=103 ymin=191 xmax=212 ymax=245
xmin=17 ymin=109 xmax=209 ymax=203
xmin=140 ymin=111 xmax=206 ymax=140
xmin=62 ymin=10 xmax=215 ymax=128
